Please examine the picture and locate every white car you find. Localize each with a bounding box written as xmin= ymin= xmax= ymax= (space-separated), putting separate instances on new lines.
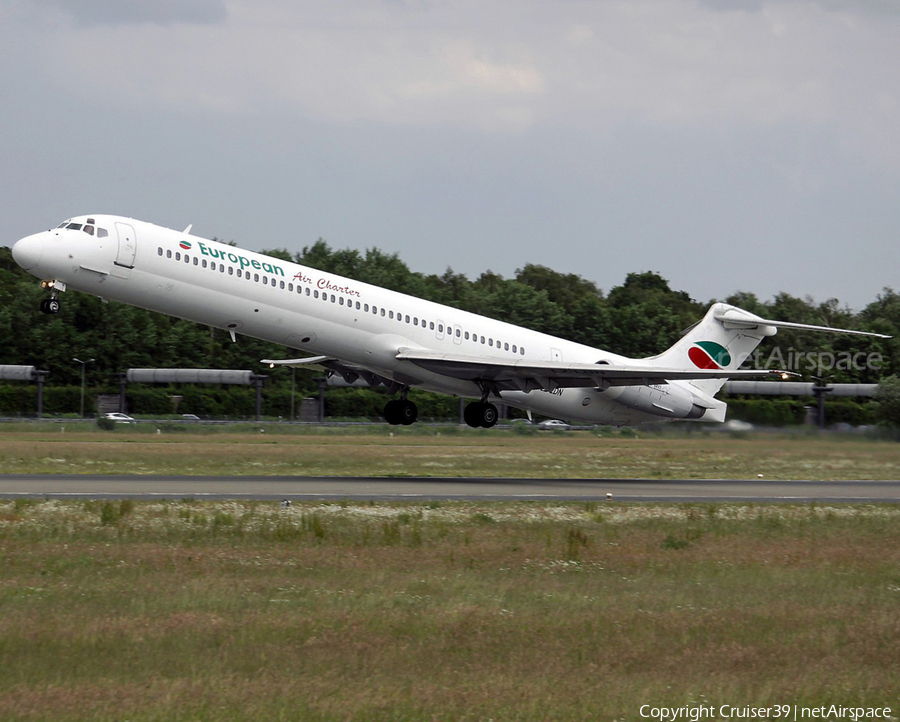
xmin=103 ymin=412 xmax=135 ymax=423
xmin=536 ymin=419 xmax=570 ymax=430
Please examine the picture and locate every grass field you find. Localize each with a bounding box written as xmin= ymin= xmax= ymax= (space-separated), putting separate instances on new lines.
xmin=0 ymin=498 xmax=898 ymax=720
xmin=0 ymin=424 xmax=899 ymax=479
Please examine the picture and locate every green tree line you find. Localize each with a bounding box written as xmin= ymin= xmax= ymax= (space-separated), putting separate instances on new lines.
xmin=1 ymin=241 xmax=898 ymax=420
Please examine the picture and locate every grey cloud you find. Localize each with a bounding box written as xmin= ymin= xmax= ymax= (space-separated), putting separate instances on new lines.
xmin=32 ymin=0 xmax=227 ymax=26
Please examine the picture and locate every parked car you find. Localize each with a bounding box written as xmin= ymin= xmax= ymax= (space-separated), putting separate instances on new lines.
xmin=103 ymin=412 xmax=135 ymax=423
xmin=536 ymin=419 xmax=570 ymax=430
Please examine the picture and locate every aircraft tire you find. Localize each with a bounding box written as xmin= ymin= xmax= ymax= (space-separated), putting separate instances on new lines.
xmin=463 ymin=402 xmax=482 ymax=428
xmin=383 ymin=399 xmax=403 ymax=425
xmin=480 ymin=402 xmax=499 ymax=428
xmin=463 ymin=401 xmax=499 ymax=428
xmin=398 ymin=399 xmax=418 ymax=425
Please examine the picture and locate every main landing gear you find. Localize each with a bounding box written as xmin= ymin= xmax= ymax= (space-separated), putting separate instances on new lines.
xmin=383 ymin=392 xmax=418 ymax=426
xmin=382 ymin=386 xmax=499 ymax=428
xmin=463 ymin=400 xmax=499 ymax=428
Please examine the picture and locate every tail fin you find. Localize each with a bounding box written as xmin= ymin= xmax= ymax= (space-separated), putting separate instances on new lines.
xmin=643 ymin=302 xmax=890 ymax=397
xmin=643 ymin=303 xmax=777 ymax=397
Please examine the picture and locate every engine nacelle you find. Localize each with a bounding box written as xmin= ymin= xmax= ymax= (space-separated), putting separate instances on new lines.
xmin=604 ymin=383 xmax=706 ymax=419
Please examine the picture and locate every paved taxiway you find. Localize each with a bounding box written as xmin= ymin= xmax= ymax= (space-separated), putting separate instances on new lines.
xmin=0 ymin=475 xmax=898 ymax=502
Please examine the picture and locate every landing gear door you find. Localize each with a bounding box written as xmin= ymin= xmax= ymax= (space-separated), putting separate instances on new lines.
xmin=114 ymin=222 xmax=137 ymax=270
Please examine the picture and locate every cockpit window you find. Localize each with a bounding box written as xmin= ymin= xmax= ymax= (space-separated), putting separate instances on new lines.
xmin=97 ymin=228 xmax=108 ymax=238
xmin=84 ymin=225 xmax=94 ymax=236
xmin=57 ymin=221 xmax=69 ymax=228
xmin=66 ymin=223 xmax=83 ymax=231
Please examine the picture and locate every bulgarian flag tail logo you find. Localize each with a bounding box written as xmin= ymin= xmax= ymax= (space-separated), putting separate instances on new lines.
xmin=179 ymin=241 xmax=192 ymax=250
xmin=689 ymin=341 xmax=731 ymax=370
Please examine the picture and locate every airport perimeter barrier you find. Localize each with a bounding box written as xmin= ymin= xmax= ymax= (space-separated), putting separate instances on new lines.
xmin=722 ymin=381 xmax=879 ymax=428
xmin=122 ymin=369 xmax=268 ymax=420
xmin=0 ymin=365 xmax=50 ymax=418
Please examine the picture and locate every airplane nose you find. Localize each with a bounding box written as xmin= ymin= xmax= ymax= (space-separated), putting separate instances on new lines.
xmin=12 ymin=233 xmax=43 ymax=271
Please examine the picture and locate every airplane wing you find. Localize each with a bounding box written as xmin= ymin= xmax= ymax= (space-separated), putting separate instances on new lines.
xmin=394 ymin=349 xmax=791 ymax=393
xmin=261 ymin=356 xmax=404 ymax=393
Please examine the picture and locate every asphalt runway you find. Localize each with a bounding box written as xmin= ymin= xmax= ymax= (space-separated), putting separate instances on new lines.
xmin=0 ymin=474 xmax=899 ymax=502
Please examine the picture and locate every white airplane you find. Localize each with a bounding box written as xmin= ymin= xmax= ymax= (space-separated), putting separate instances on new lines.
xmin=10 ymin=215 xmax=888 ymax=427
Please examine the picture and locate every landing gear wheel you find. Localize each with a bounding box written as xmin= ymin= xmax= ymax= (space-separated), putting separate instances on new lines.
xmin=384 ymin=399 xmax=418 ymax=426
xmin=397 ymin=399 xmax=418 ymax=426
xmin=384 ymin=399 xmax=402 ymax=425
xmin=464 ymin=401 xmax=499 ymax=428
xmin=40 ymin=298 xmax=60 ymax=315
xmin=479 ymin=402 xmax=498 ymax=428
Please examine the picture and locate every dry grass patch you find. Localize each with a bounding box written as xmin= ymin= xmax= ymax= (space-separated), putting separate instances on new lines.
xmin=0 ymin=500 xmax=898 ymax=719
xmin=1 ymin=429 xmax=900 ymax=479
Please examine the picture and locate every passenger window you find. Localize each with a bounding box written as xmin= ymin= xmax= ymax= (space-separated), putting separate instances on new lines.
xmin=211 ymin=262 xmax=216 ymax=271
xmin=520 ymin=347 xmax=525 ymax=355
xmin=405 ymin=315 xmax=410 ymax=323
xmin=512 ymin=345 xmax=517 ymax=353
xmin=455 ymin=329 xmax=461 ymax=337
xmin=389 ymin=311 xmax=394 ymax=319
xmin=314 ymin=290 xmax=319 ymax=298
xmin=184 ymin=255 xmax=190 ymax=264
xmin=438 ymin=324 xmax=443 ymax=333
xmin=97 ymin=228 xmax=109 ymax=238
xmin=280 ymin=281 xmax=285 ymax=289
xmin=339 ymin=297 xmax=344 ymax=305
xmin=356 ymin=302 xmax=360 ymax=310
xmin=228 ymin=267 xmax=233 ymax=275
xmin=331 ymin=295 xmax=335 ymax=303
xmin=504 ymin=343 xmax=509 ymax=351
xmin=167 ymin=250 xmax=172 ymax=259
xmin=364 ymin=304 xmax=369 ymax=312
xmin=481 ymin=336 xmax=485 ymax=344
xmin=193 ymin=257 xmax=198 ymax=266
xmin=157 ymin=247 xmax=163 ymax=256
xmin=430 ymin=322 xmax=434 ymax=330
xmin=489 ymin=339 xmax=493 ymax=347
xmin=464 ymin=332 xmax=469 ymax=340
xmin=288 ymin=283 xmax=293 ymax=291
xmin=381 ymin=309 xmax=385 ymax=317
xmin=202 ymin=260 xmax=208 ymax=268
xmin=176 ymin=252 xmax=181 ymax=261
xmin=254 ymin=273 xmax=259 ymax=281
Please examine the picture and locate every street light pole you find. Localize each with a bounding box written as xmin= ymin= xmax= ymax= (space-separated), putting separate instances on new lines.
xmin=73 ymin=357 xmax=95 ymax=418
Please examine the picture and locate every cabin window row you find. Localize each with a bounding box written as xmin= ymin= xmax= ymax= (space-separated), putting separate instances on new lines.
xmin=157 ymin=246 xmax=526 ymax=355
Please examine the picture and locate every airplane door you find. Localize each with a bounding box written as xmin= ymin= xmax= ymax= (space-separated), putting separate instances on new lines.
xmin=114 ymin=222 xmax=137 ymax=269
xmin=452 ymin=324 xmax=462 ymax=345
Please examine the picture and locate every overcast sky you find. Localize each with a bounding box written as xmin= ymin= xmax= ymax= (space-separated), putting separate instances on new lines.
xmin=1 ymin=0 xmax=898 ymax=309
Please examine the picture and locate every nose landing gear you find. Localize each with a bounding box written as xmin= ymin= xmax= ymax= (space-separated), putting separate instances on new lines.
xmin=39 ymin=297 xmax=61 ymax=315
xmin=39 ymin=280 xmax=64 ymax=314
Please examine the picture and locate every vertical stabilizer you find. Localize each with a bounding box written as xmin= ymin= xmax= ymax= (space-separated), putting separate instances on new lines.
xmin=643 ymin=303 xmax=777 ymax=396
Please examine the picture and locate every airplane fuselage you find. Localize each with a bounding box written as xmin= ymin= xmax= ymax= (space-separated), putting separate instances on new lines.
xmin=19 ymin=214 xmax=854 ymax=426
